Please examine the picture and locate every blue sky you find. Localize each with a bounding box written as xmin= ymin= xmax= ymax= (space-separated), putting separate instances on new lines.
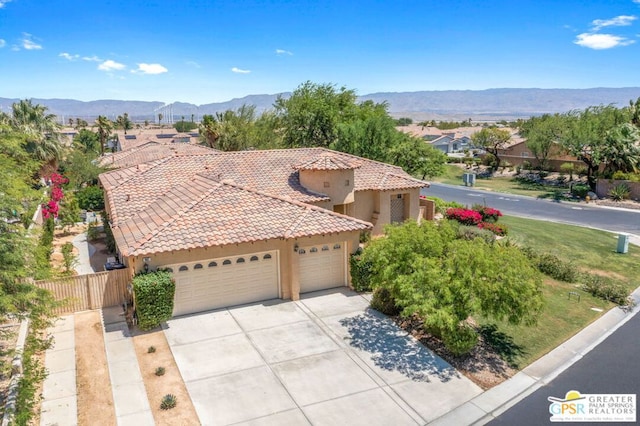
xmin=1 ymin=0 xmax=639 ymax=104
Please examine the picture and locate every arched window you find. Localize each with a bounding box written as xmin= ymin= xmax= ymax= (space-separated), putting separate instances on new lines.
xmin=333 ymin=243 xmax=341 ymax=249
xmin=298 ymin=249 xmax=306 ymax=255
xmin=194 ymin=263 xmax=203 ymax=269
xmin=223 ymin=259 xmax=232 ymax=265
xmin=165 ymin=267 xmax=173 ymax=273
xmin=310 ymin=247 xmax=318 ymax=253
xmin=178 ymin=265 xmax=188 ymax=272
xmin=263 ymin=254 xmax=272 ymax=260
xmin=237 ymin=257 xmax=245 ymax=263
xmin=322 ymin=245 xmax=329 ymax=251
xmin=208 ymin=261 xmax=217 ymax=267
xmin=250 ymin=256 xmax=259 ymax=262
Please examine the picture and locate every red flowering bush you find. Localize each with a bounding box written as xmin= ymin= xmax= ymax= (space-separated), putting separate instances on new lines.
xmin=50 ymin=186 xmax=64 ymax=202
xmin=50 ymin=173 xmax=69 ymax=186
xmin=445 ymin=208 xmax=482 ymax=226
xmin=473 ymin=206 xmax=503 ymax=223
xmin=42 ymin=200 xmax=59 ymax=219
xmin=478 ymin=222 xmax=508 ymax=236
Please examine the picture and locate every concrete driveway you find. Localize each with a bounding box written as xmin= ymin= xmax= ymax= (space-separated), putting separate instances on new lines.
xmin=163 ymin=288 xmax=482 ymax=425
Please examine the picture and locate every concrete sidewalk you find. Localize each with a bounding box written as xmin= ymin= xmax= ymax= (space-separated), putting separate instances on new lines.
xmin=40 ymin=316 xmax=77 ymax=426
xmin=431 ymin=286 xmax=640 ymax=425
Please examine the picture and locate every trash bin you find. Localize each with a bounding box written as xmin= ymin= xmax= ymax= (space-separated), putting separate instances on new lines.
xmin=617 ymin=233 xmax=630 ymax=254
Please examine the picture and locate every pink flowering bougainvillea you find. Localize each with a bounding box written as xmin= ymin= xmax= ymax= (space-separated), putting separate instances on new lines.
xmin=50 ymin=186 xmax=64 ymax=202
xmin=50 ymin=173 xmax=69 ymax=186
xmin=474 ymin=206 xmax=503 ymax=223
xmin=42 ymin=173 xmax=68 ymax=219
xmin=445 ymin=208 xmax=483 ymax=226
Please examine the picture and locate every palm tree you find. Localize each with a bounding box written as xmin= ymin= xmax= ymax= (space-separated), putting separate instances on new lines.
xmin=10 ymin=99 xmax=64 ymax=168
xmin=96 ymin=115 xmax=113 ymax=156
xmin=115 ymin=113 xmax=132 ymax=134
xmin=199 ymin=114 xmax=220 ymax=149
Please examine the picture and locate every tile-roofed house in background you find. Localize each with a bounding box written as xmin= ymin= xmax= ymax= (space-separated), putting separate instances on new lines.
xmin=99 ymin=147 xmax=429 ymax=317
xmin=98 ymin=141 xmax=217 ymax=169
xmin=113 ymin=128 xmax=200 ymax=151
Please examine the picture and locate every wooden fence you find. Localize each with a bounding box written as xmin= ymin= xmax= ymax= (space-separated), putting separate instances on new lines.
xmin=34 ymin=269 xmax=131 ymax=315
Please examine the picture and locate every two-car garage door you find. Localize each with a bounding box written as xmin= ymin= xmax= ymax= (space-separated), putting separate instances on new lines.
xmin=167 ymin=250 xmax=279 ymax=317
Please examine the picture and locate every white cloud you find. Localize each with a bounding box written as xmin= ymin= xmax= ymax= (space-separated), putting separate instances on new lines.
xmin=0 ymin=0 xmax=12 ymax=9
xmin=592 ymin=15 xmax=637 ymax=31
xmin=186 ymin=60 xmax=201 ymax=68
xmin=21 ymin=33 xmax=42 ymax=50
xmin=634 ymin=0 xmax=640 ymax=4
xmin=98 ymin=59 xmax=126 ymax=71
xmin=59 ymin=52 xmax=79 ymax=61
xmin=0 ymin=39 xmax=5 ymax=48
xmin=275 ymin=49 xmax=293 ymax=56
xmin=574 ymin=32 xmax=635 ymax=49
xmin=231 ymin=67 xmax=251 ymax=74
xmin=133 ymin=63 xmax=168 ymax=74
xmin=82 ymin=55 xmax=102 ymax=62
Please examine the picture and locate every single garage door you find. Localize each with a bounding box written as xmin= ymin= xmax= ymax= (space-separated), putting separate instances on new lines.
xmin=166 ymin=250 xmax=279 ymax=316
xmin=299 ymin=242 xmax=346 ymax=293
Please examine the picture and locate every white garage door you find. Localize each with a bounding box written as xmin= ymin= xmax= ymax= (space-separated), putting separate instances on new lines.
xmin=299 ymin=242 xmax=346 ymax=293
xmin=166 ymin=250 xmax=279 ymax=317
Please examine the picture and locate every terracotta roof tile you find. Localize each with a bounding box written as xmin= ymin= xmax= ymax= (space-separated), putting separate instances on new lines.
xmin=293 ymin=152 xmax=362 ymax=171
xmin=113 ymin=175 xmax=371 ymax=256
xmin=99 ymin=142 xmax=216 ymax=168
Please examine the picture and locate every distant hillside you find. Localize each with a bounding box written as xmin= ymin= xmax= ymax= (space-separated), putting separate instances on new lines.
xmin=2 ymin=87 xmax=639 ymax=122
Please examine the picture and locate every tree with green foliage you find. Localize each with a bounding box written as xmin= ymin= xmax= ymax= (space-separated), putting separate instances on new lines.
xmin=60 ymin=150 xmax=106 ymax=189
xmin=174 ymin=120 xmax=198 ymax=132
xmin=73 ymin=128 xmax=100 ymax=155
xmin=6 ymin=99 xmax=64 ymax=171
xmin=471 ymin=127 xmax=512 ymax=170
xmin=95 ymin=115 xmax=112 ymax=156
xmin=115 ymin=112 xmax=133 ymax=134
xmin=359 ymin=220 xmax=543 ymax=355
xmin=395 ymin=117 xmax=413 ymax=126
xmin=199 ymin=114 xmax=220 ymax=149
xmin=520 ymin=114 xmax=565 ymax=171
xmin=560 ymin=105 xmax=629 ymax=189
xmin=275 ymin=81 xmax=358 ymax=148
xmin=387 ymin=134 xmax=447 ymax=179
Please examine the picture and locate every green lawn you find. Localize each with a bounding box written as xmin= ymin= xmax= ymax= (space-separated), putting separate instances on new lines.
xmin=477 ymin=216 xmax=640 ymax=368
xmin=430 ymin=164 xmax=570 ymax=199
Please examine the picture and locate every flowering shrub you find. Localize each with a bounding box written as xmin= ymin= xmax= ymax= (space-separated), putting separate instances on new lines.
xmin=473 ymin=206 xmax=503 ymax=223
xmin=50 ymin=186 xmax=64 ymax=202
xmin=42 ymin=200 xmax=59 ymax=219
xmin=478 ymin=222 xmax=508 ymax=236
xmin=445 ymin=208 xmax=482 ymax=226
xmin=49 ymin=173 xmax=68 ymax=186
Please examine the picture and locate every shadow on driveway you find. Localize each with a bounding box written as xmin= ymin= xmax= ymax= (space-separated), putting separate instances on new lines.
xmin=340 ymin=309 xmax=460 ymax=383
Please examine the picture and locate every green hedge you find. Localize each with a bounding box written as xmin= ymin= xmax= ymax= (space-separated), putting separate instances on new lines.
xmin=133 ymin=270 xmax=176 ymax=330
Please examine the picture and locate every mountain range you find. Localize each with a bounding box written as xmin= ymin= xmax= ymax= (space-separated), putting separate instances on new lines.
xmin=2 ymin=87 xmax=639 ymax=123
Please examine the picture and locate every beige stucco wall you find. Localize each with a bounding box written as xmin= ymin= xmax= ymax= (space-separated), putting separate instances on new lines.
xmin=125 ymin=231 xmax=361 ymax=302
xmin=299 ymin=169 xmax=355 ymax=207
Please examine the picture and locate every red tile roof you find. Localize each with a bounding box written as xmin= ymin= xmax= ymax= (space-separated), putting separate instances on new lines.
xmin=99 ymin=142 xmax=216 ymax=169
xmin=100 ymin=147 xmax=427 ymax=255
xmin=293 ymin=152 xmax=362 ymax=171
xmin=112 ymin=174 xmax=371 ymax=256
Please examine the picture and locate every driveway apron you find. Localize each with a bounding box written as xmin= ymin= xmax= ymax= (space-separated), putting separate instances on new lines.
xmin=163 ymin=288 xmax=482 ymax=425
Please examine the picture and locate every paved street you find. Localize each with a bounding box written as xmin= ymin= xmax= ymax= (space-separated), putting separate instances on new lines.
xmin=488 ymin=308 xmax=640 ymax=425
xmin=423 ymin=183 xmax=640 ymax=236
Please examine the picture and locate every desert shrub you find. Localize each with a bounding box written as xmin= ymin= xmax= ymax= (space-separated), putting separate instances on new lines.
xmin=350 ymin=251 xmax=374 ymax=292
xmin=441 ymin=324 xmax=478 ymax=357
xmin=445 ymin=208 xmax=482 ymax=226
xmin=133 ymin=270 xmax=176 ymax=330
xmin=147 ymin=346 xmax=156 ymax=353
xmin=370 ymin=287 xmax=401 ymax=316
xmin=76 ymin=185 xmax=105 ymax=211
xmin=86 ymin=222 xmax=100 ymax=241
xmin=581 ymin=274 xmax=631 ymax=306
xmin=478 ymin=222 xmax=508 ymax=236
xmin=536 ymin=253 xmax=578 ymax=282
xmin=425 ymin=197 xmax=463 ymax=214
xmin=155 ymin=367 xmax=166 ymax=376
xmin=457 ymin=226 xmax=496 ymax=244
xmin=560 ymin=163 xmax=575 ymax=180
xmin=611 ymin=171 xmax=630 ymax=181
xmin=571 ymin=184 xmax=590 ymax=199
xmin=608 ymin=183 xmax=631 ymax=201
xmin=101 ymin=210 xmax=116 ymax=253
xmin=61 ymin=242 xmax=77 ymax=273
xmin=160 ymin=394 xmax=177 ymax=410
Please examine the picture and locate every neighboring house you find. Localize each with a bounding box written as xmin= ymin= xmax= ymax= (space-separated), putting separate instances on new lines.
xmin=99 ymin=148 xmax=428 ymax=316
xmin=114 ymin=129 xmax=200 ymax=151
xmin=497 ymin=140 xmax=583 ymax=171
xmin=98 ymin=141 xmax=217 ymax=169
xmin=428 ymin=134 xmax=473 ymax=154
